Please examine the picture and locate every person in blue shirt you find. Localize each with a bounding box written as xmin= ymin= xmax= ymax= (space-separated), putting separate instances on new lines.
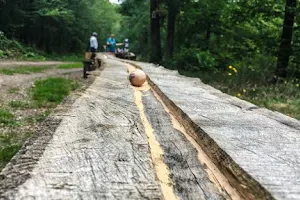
xmin=106 ymin=34 xmax=117 ymax=53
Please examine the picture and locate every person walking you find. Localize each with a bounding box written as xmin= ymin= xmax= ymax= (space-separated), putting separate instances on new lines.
xmin=90 ymin=32 xmax=98 ymax=60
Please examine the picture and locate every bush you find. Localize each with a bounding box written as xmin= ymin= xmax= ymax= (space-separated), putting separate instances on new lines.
xmin=0 ymin=32 xmax=45 ymax=60
xmin=173 ymin=48 xmax=217 ymax=71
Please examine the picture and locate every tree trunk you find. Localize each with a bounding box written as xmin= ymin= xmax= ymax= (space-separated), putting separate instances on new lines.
xmin=165 ymin=2 xmax=178 ymax=59
xmin=140 ymin=25 xmax=148 ymax=57
xmin=150 ymin=0 xmax=162 ymax=63
xmin=205 ymin=24 xmax=211 ymax=50
xmin=275 ymin=0 xmax=296 ymax=78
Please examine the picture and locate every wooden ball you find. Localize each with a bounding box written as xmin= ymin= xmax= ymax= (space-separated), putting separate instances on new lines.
xmin=129 ymin=69 xmax=146 ymax=87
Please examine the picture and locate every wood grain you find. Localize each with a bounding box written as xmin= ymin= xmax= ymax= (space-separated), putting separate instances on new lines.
xmin=142 ymin=89 xmax=228 ymax=200
xmin=1 ymin=59 xmax=162 ymax=200
xmin=126 ymin=59 xmax=300 ymax=200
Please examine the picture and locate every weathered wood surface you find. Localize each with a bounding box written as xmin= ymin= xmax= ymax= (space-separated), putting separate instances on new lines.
xmin=0 ymin=59 xmax=162 ymax=199
xmin=3 ymin=54 xmax=300 ymax=200
xmin=131 ymin=60 xmax=300 ymax=200
xmin=141 ymin=89 xmax=227 ymax=200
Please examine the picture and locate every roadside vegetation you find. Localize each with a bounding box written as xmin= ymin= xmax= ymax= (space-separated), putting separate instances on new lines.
xmin=57 ymin=63 xmax=82 ymax=69
xmin=0 ymin=77 xmax=81 ymax=169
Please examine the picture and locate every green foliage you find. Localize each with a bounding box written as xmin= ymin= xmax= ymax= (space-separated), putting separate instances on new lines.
xmin=0 ymin=66 xmax=50 ymax=75
xmin=0 ymin=0 xmax=120 ymax=54
xmin=57 ymin=63 xmax=82 ymax=69
xmin=0 ymin=33 xmax=45 ymax=60
xmin=173 ymin=49 xmax=216 ymax=71
xmin=117 ymin=0 xmax=150 ymax=58
xmin=31 ymin=77 xmax=80 ymax=107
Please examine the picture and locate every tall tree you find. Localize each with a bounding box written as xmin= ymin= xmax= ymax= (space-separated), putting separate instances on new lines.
xmin=275 ymin=0 xmax=297 ymax=78
xmin=165 ymin=0 xmax=180 ymax=59
xmin=150 ymin=0 xmax=162 ymax=63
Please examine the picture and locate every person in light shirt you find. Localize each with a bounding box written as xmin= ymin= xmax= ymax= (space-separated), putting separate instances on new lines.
xmin=90 ymin=32 xmax=98 ymax=60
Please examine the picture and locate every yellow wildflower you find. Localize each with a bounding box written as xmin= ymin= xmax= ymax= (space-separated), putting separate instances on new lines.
xmin=233 ymin=68 xmax=238 ymax=73
xmin=243 ymin=89 xmax=246 ymax=93
xmin=296 ymin=84 xmax=299 ymax=87
xmin=229 ymin=65 xmax=233 ymax=69
xmin=228 ymin=73 xmax=232 ymax=76
xmin=237 ymin=93 xmax=241 ymax=97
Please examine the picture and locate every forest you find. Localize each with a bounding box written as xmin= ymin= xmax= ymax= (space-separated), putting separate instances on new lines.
xmin=0 ymin=0 xmax=299 ymax=119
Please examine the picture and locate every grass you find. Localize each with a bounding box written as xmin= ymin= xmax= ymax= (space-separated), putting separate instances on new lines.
xmin=9 ymin=100 xmax=32 ymax=109
xmin=8 ymin=87 xmax=20 ymax=94
xmin=240 ymin=82 xmax=300 ymax=119
xmin=0 ymin=109 xmax=16 ymax=127
xmin=0 ymin=66 xmax=50 ymax=75
xmin=57 ymin=62 xmax=82 ymax=69
xmin=31 ymin=77 xmax=80 ymax=107
xmin=47 ymin=54 xmax=83 ymax=62
xmin=0 ymin=144 xmax=22 ymax=168
xmin=0 ymin=77 xmax=80 ymax=169
xmin=0 ymin=132 xmax=33 ymax=169
xmin=0 ymin=73 xmax=83 ymax=170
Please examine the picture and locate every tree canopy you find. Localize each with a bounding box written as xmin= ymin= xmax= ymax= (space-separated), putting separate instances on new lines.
xmin=117 ymin=0 xmax=299 ymax=79
xmin=0 ymin=0 xmax=120 ymax=53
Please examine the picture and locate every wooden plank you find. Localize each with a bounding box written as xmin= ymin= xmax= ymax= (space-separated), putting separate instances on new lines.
xmin=131 ymin=60 xmax=300 ymax=200
xmin=0 ymin=59 xmax=162 ymax=199
xmin=142 ymin=89 xmax=228 ymax=200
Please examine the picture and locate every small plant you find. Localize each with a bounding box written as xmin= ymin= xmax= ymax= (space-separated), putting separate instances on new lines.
xmin=26 ymin=110 xmax=51 ymax=123
xmin=9 ymin=100 xmax=31 ymax=109
xmin=0 ymin=133 xmax=22 ymax=168
xmin=8 ymin=87 xmax=20 ymax=94
xmin=0 ymin=109 xmax=16 ymax=127
xmin=0 ymin=144 xmax=21 ymax=168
